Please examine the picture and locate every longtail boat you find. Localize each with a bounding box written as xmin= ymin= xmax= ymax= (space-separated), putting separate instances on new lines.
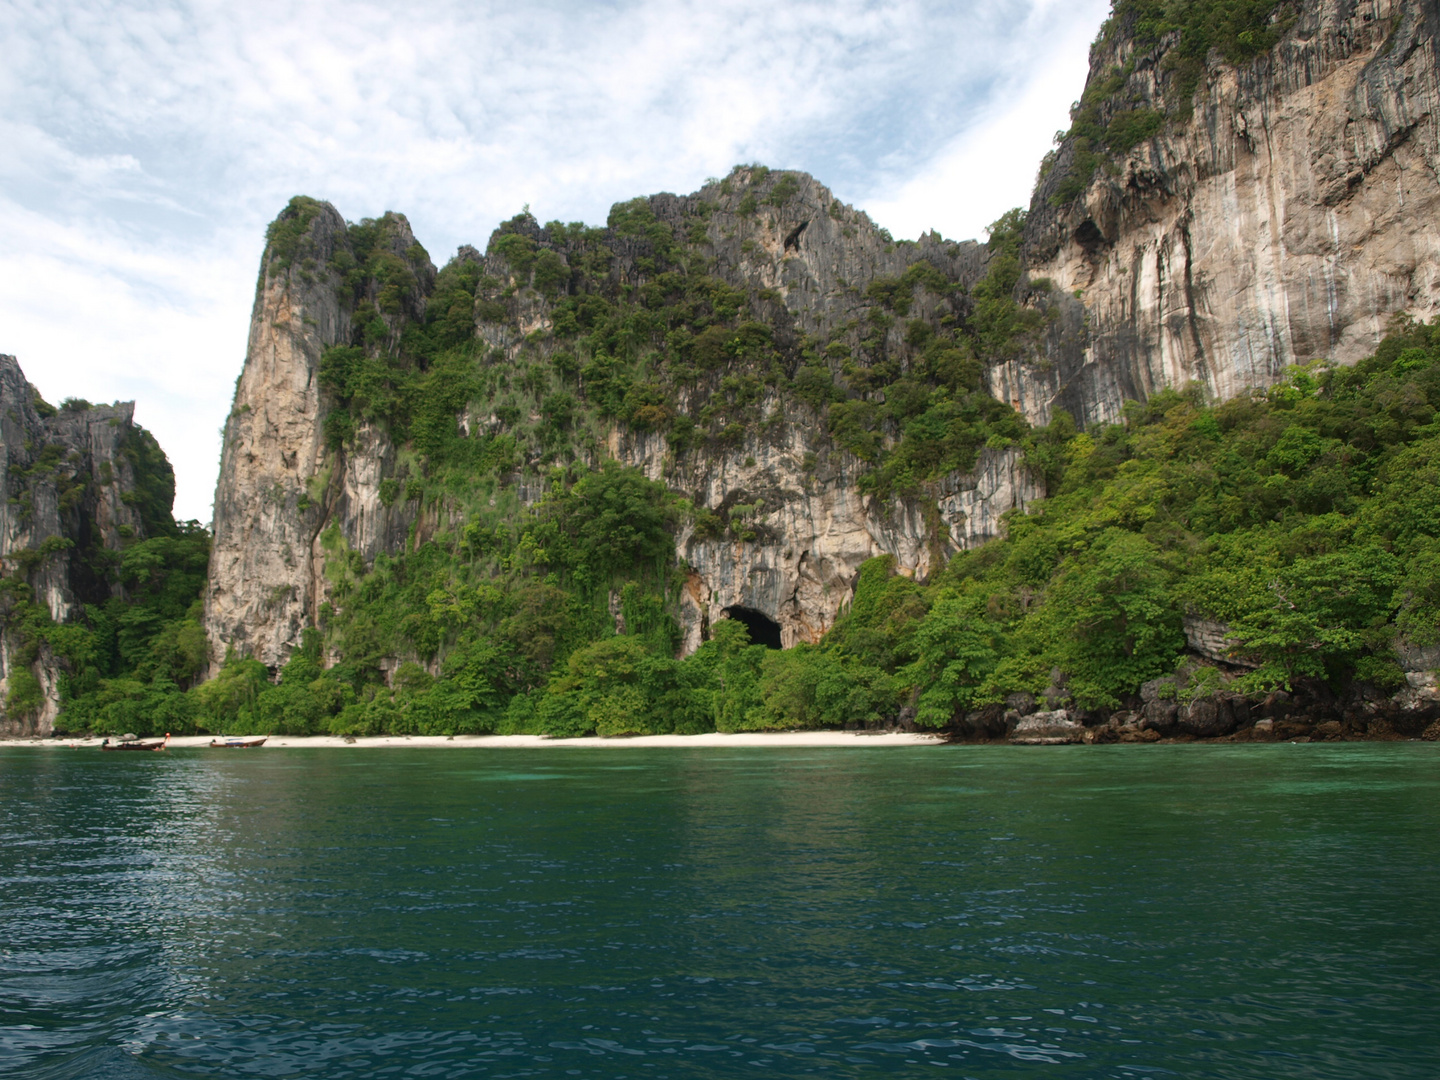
xmin=101 ymin=734 xmax=170 ymax=752
xmin=209 ymin=736 xmax=267 ymax=748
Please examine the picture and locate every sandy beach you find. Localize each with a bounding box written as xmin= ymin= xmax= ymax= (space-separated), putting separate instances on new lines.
xmin=2 ymin=731 xmax=943 ymax=749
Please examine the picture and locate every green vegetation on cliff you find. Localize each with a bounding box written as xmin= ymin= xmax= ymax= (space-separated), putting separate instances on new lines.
xmin=238 ymin=315 xmax=1440 ymax=736
xmin=0 ymin=422 xmax=211 ymax=733
xmin=312 ymin=174 xmax=1041 ymax=513
xmin=15 ymin=157 xmax=1437 ymax=738
xmin=898 ymin=317 xmax=1440 ymax=720
xmin=1045 ymin=0 xmax=1295 ymax=205
xmin=32 ymin=313 xmax=1439 ymax=737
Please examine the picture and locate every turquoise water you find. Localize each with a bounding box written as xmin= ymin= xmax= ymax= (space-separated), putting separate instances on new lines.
xmin=1 ymin=746 xmax=1436 ymax=1079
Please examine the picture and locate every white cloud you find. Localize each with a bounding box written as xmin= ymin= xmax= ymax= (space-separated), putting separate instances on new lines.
xmin=0 ymin=188 xmax=254 ymax=523
xmin=859 ymin=1 xmax=1108 ymax=241
xmin=0 ymin=0 xmax=1109 ymax=521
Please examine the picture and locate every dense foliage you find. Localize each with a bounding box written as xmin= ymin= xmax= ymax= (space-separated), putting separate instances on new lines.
xmin=277 ymin=315 xmax=1439 ymax=736
xmin=28 ymin=313 xmax=1438 ymax=738
xmin=15 ymin=157 xmax=1437 ymax=739
xmin=308 ymin=179 xmax=1043 ymax=514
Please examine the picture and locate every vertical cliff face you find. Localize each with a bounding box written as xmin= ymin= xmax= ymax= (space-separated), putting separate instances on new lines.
xmin=0 ymin=356 xmax=158 ymax=734
xmin=593 ymin=173 xmax=1037 ymax=652
xmin=1006 ymin=0 xmax=1440 ymax=427
xmin=205 ymin=200 xmax=435 ymax=671
xmin=205 ymin=173 xmax=1041 ymax=669
xmin=611 ymin=424 xmax=1039 ymax=654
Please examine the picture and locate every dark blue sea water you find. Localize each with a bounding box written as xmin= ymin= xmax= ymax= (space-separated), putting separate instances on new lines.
xmin=1 ymin=745 xmax=1437 ymax=1079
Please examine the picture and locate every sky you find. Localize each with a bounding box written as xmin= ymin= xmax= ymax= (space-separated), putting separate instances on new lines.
xmin=0 ymin=0 xmax=1110 ymax=523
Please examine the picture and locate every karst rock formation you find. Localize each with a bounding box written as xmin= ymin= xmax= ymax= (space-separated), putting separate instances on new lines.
xmin=5 ymin=1 xmax=1436 ymax=730
xmin=0 ymin=357 xmax=170 ymax=735
xmin=1006 ymin=0 xmax=1440 ymax=425
xmin=203 ymin=186 xmax=1043 ymax=669
xmin=202 ymin=0 xmax=1440 ymax=674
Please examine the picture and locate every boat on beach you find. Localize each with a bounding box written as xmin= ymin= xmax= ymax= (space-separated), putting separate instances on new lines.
xmin=209 ymin=736 xmax=268 ymax=748
xmin=101 ymin=734 xmax=170 ymax=752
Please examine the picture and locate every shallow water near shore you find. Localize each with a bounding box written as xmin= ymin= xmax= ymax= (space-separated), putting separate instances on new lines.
xmin=2 ymin=745 xmax=1436 ymax=1079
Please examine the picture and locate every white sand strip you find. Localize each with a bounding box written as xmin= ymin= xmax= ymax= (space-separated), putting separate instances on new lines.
xmin=3 ymin=731 xmax=942 ymax=749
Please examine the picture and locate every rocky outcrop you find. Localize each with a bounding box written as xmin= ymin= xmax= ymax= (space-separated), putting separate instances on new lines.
xmin=205 ymin=179 xmax=1037 ymax=669
xmin=0 ymin=355 xmax=157 ymax=735
xmin=204 ymin=2 xmax=1440 ymax=677
xmin=612 ymin=422 xmax=1037 ymax=653
xmin=1395 ymin=638 xmax=1440 ymax=712
xmin=1010 ymin=709 xmax=1086 ymax=744
xmin=1012 ymin=0 xmax=1440 ymax=427
xmin=1181 ymin=614 xmax=1259 ymax=667
xmin=560 ymin=173 xmax=1031 ymax=649
xmin=204 ymin=202 xmax=435 ymax=671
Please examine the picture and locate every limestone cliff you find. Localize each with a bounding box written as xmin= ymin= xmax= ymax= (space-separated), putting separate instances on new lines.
xmin=612 ymin=424 xmax=1038 ymax=654
xmin=0 ymin=356 xmax=160 ymax=734
xmin=206 ymin=0 xmax=1440 ymax=678
xmin=205 ymin=201 xmax=435 ymax=670
xmin=205 ymin=176 xmax=1039 ymax=670
xmin=1008 ymin=0 xmax=1440 ymax=426
xmin=591 ymin=174 xmax=1036 ymax=652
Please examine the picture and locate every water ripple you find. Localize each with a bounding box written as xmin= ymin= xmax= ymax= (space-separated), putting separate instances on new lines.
xmin=1 ymin=745 xmax=1437 ymax=1079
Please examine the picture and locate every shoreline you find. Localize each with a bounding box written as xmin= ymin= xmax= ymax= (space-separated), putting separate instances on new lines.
xmin=0 ymin=731 xmax=944 ymax=749
xmin=3 ymin=731 xmax=1430 ymax=749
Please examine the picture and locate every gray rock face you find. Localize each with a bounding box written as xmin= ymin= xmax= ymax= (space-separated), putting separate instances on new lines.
xmin=1177 ymin=697 xmax=1231 ymax=738
xmin=204 ymin=180 xmax=1040 ymax=668
xmin=204 ymin=203 xmax=435 ymax=671
xmin=1395 ymin=637 xmax=1440 ymax=710
xmin=1181 ymin=615 xmax=1258 ymax=668
xmin=1396 ymin=639 xmax=1440 ymax=674
xmin=0 ymin=355 xmax=153 ymax=735
xmin=1010 ymin=709 xmax=1085 ymax=744
xmin=1015 ymin=0 xmax=1440 ymax=427
xmin=688 ymin=172 xmax=990 ymax=345
xmin=616 ymin=423 xmax=1038 ymax=652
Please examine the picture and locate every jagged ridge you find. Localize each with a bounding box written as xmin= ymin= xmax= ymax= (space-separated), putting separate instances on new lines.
xmin=205 ymin=165 xmax=1048 ymax=675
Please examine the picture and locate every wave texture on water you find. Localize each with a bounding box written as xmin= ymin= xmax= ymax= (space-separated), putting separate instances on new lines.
xmin=2 ymin=746 xmax=1438 ymax=1079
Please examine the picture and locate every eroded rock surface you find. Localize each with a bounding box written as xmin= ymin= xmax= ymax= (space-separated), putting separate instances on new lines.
xmin=1013 ymin=0 xmax=1440 ymax=426
xmin=0 ymin=356 xmax=156 ymax=735
xmin=204 ymin=205 xmax=434 ymax=670
xmin=205 ymin=182 xmax=1037 ymax=670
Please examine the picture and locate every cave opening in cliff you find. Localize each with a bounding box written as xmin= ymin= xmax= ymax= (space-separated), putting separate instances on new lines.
xmin=722 ymin=606 xmax=783 ymax=649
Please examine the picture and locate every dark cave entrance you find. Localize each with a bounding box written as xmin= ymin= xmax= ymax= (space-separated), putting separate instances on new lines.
xmin=722 ymin=606 xmax=783 ymax=650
